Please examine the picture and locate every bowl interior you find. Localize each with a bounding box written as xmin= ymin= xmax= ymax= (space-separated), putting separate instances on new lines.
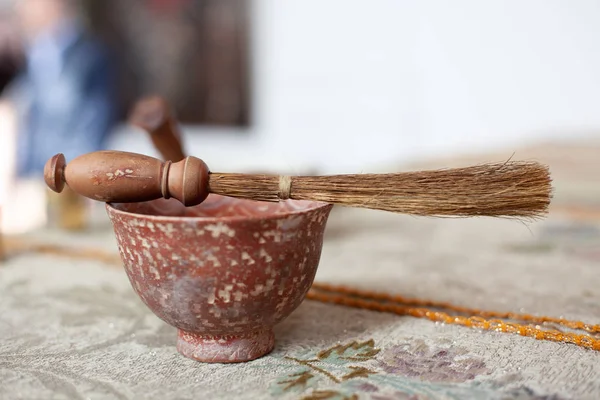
xmin=109 ymin=194 xmax=327 ymax=220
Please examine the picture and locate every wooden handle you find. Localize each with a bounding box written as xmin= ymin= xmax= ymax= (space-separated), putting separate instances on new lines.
xmin=128 ymin=96 xmax=186 ymax=162
xmin=44 ymin=151 xmax=210 ymax=206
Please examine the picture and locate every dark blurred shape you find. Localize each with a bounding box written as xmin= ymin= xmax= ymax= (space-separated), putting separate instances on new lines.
xmin=0 ymin=13 xmax=24 ymax=93
xmin=83 ymin=0 xmax=250 ymax=127
xmin=10 ymin=0 xmax=118 ymax=178
xmin=128 ymin=95 xmax=186 ymax=162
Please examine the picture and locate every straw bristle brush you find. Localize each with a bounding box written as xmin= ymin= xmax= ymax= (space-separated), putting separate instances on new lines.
xmin=44 ymin=149 xmax=552 ymax=219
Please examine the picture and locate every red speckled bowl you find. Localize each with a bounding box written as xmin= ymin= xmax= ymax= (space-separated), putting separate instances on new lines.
xmin=106 ymin=195 xmax=332 ymax=363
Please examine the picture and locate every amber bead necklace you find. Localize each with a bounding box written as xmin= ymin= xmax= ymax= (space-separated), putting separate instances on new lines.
xmin=307 ymin=283 xmax=600 ymax=351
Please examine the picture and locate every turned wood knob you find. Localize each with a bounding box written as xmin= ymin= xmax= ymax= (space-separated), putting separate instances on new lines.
xmin=44 ymin=151 xmax=210 ymax=206
xmin=129 ymin=95 xmax=186 ymax=162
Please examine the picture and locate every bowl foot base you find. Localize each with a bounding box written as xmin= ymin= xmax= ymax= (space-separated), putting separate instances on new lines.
xmin=176 ymin=328 xmax=275 ymax=363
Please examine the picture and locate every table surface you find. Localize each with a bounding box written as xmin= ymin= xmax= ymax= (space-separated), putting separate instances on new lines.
xmin=2 ymin=141 xmax=600 ymax=400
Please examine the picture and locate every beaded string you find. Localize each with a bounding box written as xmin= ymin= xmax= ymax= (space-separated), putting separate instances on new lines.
xmin=306 ymin=289 xmax=600 ymax=351
xmin=7 ymin=238 xmax=600 ymax=351
xmin=310 ymin=282 xmax=600 ymax=334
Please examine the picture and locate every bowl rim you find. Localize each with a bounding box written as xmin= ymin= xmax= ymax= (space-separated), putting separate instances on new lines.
xmin=105 ymin=199 xmax=333 ymax=224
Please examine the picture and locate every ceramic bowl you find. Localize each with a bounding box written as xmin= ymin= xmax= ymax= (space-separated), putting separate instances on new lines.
xmin=106 ymin=195 xmax=333 ymax=363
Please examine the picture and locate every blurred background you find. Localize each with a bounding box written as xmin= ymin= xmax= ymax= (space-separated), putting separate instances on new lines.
xmin=0 ymin=0 xmax=599 ymax=234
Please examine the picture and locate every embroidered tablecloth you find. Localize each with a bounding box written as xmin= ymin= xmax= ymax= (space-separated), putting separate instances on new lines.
xmin=1 ymin=142 xmax=599 ymax=400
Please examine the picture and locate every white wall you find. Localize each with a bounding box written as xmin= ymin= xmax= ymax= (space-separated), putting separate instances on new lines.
xmin=413 ymin=0 xmax=600 ymax=154
xmin=110 ymin=0 xmax=600 ymax=173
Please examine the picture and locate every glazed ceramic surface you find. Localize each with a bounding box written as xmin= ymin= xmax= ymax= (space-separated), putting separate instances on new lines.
xmin=106 ymin=195 xmax=332 ymax=363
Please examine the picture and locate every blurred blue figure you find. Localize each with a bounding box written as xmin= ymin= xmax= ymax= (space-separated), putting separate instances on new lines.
xmin=10 ymin=0 xmax=117 ymax=177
